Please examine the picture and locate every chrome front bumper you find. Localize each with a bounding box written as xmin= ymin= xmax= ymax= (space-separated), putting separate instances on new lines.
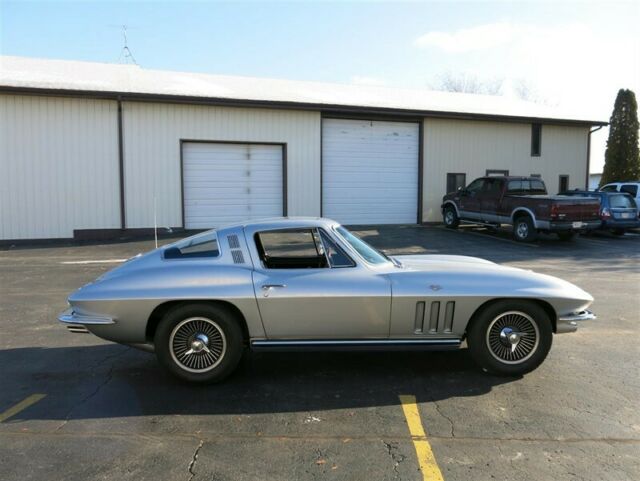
xmin=556 ymin=310 xmax=596 ymax=334
xmin=58 ymin=308 xmax=115 ymax=333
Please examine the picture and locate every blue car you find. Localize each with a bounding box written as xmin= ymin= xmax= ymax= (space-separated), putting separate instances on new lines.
xmin=561 ymin=191 xmax=640 ymax=235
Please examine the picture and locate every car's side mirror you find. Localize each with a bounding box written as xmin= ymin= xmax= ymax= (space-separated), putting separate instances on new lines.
xmin=458 ymin=187 xmax=469 ymax=196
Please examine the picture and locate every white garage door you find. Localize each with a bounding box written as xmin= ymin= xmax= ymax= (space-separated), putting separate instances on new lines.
xmin=183 ymin=142 xmax=283 ymax=229
xmin=322 ymin=119 xmax=419 ymax=225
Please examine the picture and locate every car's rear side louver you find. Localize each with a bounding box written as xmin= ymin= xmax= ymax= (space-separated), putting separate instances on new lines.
xmin=231 ymin=250 xmax=245 ymax=264
xmin=227 ymin=234 xmax=241 ymax=249
xmin=415 ymin=301 xmax=455 ymax=334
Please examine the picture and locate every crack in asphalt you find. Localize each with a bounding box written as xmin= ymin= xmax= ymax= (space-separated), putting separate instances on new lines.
xmin=382 ymin=440 xmax=406 ymax=480
xmin=54 ymin=347 xmax=130 ymax=432
xmin=432 ymin=400 xmax=455 ymax=438
xmin=187 ymin=439 xmax=204 ymax=481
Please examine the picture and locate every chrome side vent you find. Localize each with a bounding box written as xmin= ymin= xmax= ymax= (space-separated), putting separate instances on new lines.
xmin=414 ymin=301 xmax=425 ymax=333
xmin=444 ymin=301 xmax=455 ymax=333
xmin=227 ymin=234 xmax=240 ymax=249
xmin=231 ymin=249 xmax=245 ymax=264
xmin=428 ymin=301 xmax=440 ymax=333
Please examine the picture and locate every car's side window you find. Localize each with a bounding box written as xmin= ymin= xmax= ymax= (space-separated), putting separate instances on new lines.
xmin=621 ymin=184 xmax=638 ymax=197
xmin=600 ymin=185 xmax=618 ymax=192
xmin=318 ymin=229 xmax=355 ymax=268
xmin=255 ymin=229 xmax=328 ymax=269
xmin=466 ymin=179 xmax=485 ymax=193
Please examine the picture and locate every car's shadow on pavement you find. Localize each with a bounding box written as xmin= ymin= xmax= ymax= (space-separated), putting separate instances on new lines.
xmin=2 ymin=343 xmax=518 ymax=422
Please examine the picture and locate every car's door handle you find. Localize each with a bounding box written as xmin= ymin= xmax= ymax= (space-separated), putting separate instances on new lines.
xmin=261 ymin=284 xmax=286 ymax=297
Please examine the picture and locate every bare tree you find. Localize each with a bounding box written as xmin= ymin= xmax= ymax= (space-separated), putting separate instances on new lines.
xmin=434 ymin=72 xmax=502 ymax=95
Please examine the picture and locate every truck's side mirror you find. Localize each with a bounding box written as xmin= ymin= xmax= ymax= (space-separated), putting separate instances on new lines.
xmin=458 ymin=187 xmax=468 ymax=196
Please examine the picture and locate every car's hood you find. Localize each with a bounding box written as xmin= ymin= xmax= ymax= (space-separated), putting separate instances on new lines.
xmin=389 ymin=254 xmax=593 ymax=307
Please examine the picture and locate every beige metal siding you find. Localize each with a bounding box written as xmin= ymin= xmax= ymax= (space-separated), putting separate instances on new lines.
xmin=122 ymin=102 xmax=320 ymax=228
xmin=0 ymin=94 xmax=120 ymax=239
xmin=422 ymin=119 xmax=589 ymax=222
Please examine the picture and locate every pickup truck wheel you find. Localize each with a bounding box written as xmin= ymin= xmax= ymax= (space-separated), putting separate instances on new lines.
xmin=557 ymin=231 xmax=576 ymax=241
xmin=467 ymin=300 xmax=553 ymax=376
xmin=155 ymin=303 xmax=244 ymax=383
xmin=513 ymin=216 xmax=537 ymax=242
xmin=443 ymin=206 xmax=460 ymax=229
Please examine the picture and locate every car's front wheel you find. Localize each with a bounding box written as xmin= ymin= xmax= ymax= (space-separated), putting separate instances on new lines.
xmin=443 ymin=205 xmax=460 ymax=229
xmin=466 ymin=300 xmax=553 ymax=376
xmin=155 ymin=303 xmax=244 ymax=383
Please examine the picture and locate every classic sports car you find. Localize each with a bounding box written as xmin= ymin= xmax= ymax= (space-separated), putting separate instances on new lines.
xmin=59 ymin=218 xmax=595 ymax=383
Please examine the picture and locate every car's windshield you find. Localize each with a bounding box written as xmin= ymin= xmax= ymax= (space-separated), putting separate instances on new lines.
xmin=335 ymin=226 xmax=389 ymax=265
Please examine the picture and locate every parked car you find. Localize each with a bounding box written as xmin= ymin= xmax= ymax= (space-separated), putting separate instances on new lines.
xmin=59 ymin=218 xmax=595 ymax=383
xmin=599 ymin=181 xmax=640 ymax=206
xmin=441 ymin=176 xmax=601 ymax=242
xmin=560 ymin=190 xmax=640 ymax=235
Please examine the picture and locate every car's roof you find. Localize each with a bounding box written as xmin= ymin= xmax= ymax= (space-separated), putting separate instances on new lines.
xmin=217 ymin=217 xmax=338 ymax=232
xmin=479 ymin=176 xmax=545 ymax=181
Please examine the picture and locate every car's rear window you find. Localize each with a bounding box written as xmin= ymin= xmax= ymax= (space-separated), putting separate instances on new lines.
xmin=164 ymin=231 xmax=219 ymax=259
xmin=507 ymin=179 xmax=546 ymax=194
xmin=610 ymin=194 xmax=636 ymax=209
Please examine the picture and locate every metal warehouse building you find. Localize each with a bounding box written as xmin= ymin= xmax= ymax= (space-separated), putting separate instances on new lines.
xmin=0 ymin=56 xmax=606 ymax=241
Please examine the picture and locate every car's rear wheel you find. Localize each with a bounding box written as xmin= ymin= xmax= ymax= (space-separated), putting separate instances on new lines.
xmin=155 ymin=303 xmax=244 ymax=383
xmin=513 ymin=216 xmax=537 ymax=242
xmin=467 ymin=300 xmax=553 ymax=376
xmin=443 ymin=205 xmax=460 ymax=229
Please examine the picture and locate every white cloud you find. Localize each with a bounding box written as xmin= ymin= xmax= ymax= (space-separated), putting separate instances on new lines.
xmin=350 ymin=75 xmax=387 ymax=86
xmin=415 ymin=22 xmax=515 ymax=53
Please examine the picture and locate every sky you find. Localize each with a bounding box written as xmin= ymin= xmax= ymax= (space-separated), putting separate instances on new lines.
xmin=1 ymin=0 xmax=639 ymax=173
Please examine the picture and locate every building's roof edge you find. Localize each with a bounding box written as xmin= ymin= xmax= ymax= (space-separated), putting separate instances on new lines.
xmin=0 ymin=85 xmax=608 ymax=127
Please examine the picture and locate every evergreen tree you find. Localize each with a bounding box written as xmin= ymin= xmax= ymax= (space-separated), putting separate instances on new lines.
xmin=600 ymin=89 xmax=640 ymax=186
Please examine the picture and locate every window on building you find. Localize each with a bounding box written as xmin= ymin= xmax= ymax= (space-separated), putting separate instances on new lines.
xmin=446 ymin=173 xmax=466 ymax=193
xmin=559 ymin=175 xmax=569 ymax=193
xmin=530 ymin=173 xmax=542 ymax=178
xmin=486 ymin=169 xmax=509 ymax=176
xmin=531 ymin=124 xmax=542 ymax=156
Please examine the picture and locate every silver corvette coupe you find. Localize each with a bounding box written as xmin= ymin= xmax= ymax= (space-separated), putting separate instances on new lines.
xmin=59 ymin=218 xmax=595 ymax=383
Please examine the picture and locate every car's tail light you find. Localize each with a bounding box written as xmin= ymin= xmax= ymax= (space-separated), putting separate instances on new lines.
xmin=550 ymin=204 xmax=559 ymax=219
xmin=600 ymin=207 xmax=611 ymax=219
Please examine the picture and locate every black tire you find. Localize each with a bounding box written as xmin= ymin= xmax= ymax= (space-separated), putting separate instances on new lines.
xmin=612 ymin=229 xmax=626 ymax=236
xmin=557 ymin=231 xmax=576 ymax=241
xmin=512 ymin=216 xmax=537 ymax=242
xmin=155 ymin=303 xmax=244 ymax=383
xmin=466 ymin=300 xmax=553 ymax=376
xmin=443 ymin=205 xmax=460 ymax=229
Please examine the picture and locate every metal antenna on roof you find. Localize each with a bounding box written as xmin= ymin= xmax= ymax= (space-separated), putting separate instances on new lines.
xmin=117 ymin=25 xmax=138 ymax=65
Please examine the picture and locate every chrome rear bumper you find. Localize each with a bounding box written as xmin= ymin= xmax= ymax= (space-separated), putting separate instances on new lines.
xmin=557 ymin=310 xmax=596 ymax=334
xmin=58 ymin=308 xmax=115 ymax=333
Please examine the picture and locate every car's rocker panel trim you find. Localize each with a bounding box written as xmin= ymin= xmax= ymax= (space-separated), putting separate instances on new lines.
xmin=250 ymin=338 xmax=461 ymax=351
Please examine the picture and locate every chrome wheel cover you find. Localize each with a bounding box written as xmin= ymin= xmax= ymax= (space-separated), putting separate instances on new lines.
xmin=516 ymin=221 xmax=529 ymax=239
xmin=485 ymin=311 xmax=539 ymax=365
xmin=169 ymin=317 xmax=227 ymax=373
xmin=444 ymin=210 xmax=455 ymax=224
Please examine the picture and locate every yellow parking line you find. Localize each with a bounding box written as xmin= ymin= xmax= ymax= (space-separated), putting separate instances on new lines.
xmin=0 ymin=394 xmax=46 ymax=422
xmin=399 ymin=394 xmax=445 ymax=481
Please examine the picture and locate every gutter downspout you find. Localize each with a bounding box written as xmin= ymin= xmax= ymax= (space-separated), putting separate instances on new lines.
xmin=586 ymin=125 xmax=604 ymax=190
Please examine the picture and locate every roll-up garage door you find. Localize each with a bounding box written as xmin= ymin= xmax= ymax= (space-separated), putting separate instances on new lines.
xmin=183 ymin=142 xmax=284 ymax=229
xmin=322 ymin=119 xmax=419 ymax=225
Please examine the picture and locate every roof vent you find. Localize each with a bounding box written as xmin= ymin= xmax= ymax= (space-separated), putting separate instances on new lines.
xmin=231 ymin=250 xmax=245 ymax=264
xmin=227 ymin=234 xmax=240 ymax=249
